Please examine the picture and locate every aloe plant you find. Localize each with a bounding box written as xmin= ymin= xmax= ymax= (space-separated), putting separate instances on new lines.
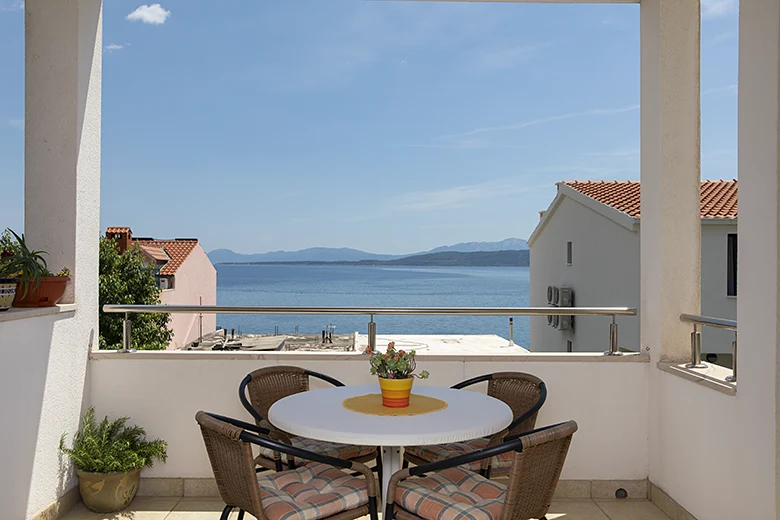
xmin=0 ymin=229 xmax=52 ymax=296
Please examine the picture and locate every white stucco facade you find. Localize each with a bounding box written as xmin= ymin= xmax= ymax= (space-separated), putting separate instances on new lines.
xmin=529 ymin=185 xmax=736 ymax=358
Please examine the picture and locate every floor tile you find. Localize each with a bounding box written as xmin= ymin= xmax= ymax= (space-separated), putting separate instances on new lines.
xmin=544 ymin=500 xmax=610 ymax=519
xmin=60 ymin=497 xmax=180 ymax=520
xmin=166 ymin=498 xmax=258 ymax=519
xmin=595 ymin=500 xmax=673 ymax=520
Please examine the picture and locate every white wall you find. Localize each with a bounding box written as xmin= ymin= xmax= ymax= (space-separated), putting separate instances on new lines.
xmin=160 ymin=244 xmax=217 ymax=349
xmin=530 ymin=196 xmax=737 ymax=356
xmin=700 ymin=224 xmax=737 ymax=356
xmin=88 ymin=353 xmax=648 ymax=481
xmin=530 ymin=196 xmax=641 ymax=353
xmin=0 ymin=2 xmax=102 ymax=518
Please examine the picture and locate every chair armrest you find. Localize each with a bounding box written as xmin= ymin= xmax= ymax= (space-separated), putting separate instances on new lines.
xmin=407 ymin=436 xmax=525 ymax=477
xmin=209 ymin=413 xmax=270 ymax=436
xmin=450 ymin=374 xmax=492 ymax=389
xmin=240 ymin=430 xmax=356 ymax=470
xmin=306 ymin=370 xmax=346 ymax=387
xmin=239 ymin=375 xmax=267 ymax=425
xmin=386 ymin=468 xmax=411 ymax=506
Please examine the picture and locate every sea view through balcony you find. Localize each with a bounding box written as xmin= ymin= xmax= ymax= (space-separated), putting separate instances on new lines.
xmin=215 ymin=264 xmax=531 ymax=345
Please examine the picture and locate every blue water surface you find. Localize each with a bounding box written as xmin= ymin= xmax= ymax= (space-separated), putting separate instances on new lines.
xmin=216 ymin=265 xmax=530 ymax=347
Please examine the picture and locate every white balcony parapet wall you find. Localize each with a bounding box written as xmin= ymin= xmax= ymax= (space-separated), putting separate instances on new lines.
xmin=88 ymin=352 xmax=649 ymax=481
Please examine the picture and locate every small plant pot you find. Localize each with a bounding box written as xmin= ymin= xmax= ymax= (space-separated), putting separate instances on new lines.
xmin=13 ymin=276 xmax=70 ymax=307
xmin=0 ymin=278 xmax=17 ymax=311
xmin=378 ymin=377 xmax=414 ymax=408
xmin=76 ymin=467 xmax=141 ymax=513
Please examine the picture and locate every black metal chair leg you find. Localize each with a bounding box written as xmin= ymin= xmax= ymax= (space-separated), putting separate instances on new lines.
xmin=402 ymin=458 xmax=409 ymax=469
xmin=237 ymin=510 xmax=246 ymax=520
xmin=220 ymin=505 xmax=233 ymax=520
xmin=376 ymin=450 xmax=383 ymax=489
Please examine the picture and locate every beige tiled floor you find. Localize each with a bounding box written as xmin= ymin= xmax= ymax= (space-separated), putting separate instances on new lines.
xmin=60 ymin=497 xmax=673 ymax=520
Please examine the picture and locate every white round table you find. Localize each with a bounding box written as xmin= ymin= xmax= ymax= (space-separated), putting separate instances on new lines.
xmin=268 ymin=384 xmax=513 ymax=517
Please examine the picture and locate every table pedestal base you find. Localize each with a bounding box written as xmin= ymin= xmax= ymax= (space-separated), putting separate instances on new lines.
xmin=381 ymin=446 xmax=401 ymax=518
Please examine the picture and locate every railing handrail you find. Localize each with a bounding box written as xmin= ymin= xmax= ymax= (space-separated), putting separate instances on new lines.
xmin=103 ymin=304 xmax=637 ymax=317
xmin=680 ymin=313 xmax=737 ymax=331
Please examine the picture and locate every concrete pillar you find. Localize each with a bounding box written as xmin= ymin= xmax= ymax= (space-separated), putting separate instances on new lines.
xmin=640 ymin=0 xmax=700 ymax=498
xmin=640 ymin=0 xmax=701 ymax=364
xmin=25 ymin=0 xmax=102 ymax=305
xmin=19 ymin=1 xmax=101 ymax=518
xmin=736 ymin=1 xmax=779 ymax=516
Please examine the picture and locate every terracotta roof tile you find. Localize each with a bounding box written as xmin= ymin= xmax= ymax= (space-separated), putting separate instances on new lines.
xmin=106 ymin=226 xmax=132 ymax=234
xmin=562 ymin=180 xmax=738 ymax=219
xmin=134 ymin=239 xmax=198 ymax=275
xmin=139 ymin=245 xmax=170 ymax=263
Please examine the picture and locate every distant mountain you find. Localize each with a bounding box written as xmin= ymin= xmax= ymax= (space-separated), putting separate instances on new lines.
xmin=208 ymin=238 xmax=529 ymax=264
xmin=222 ymin=250 xmax=529 ymax=268
xmin=425 ymin=238 xmax=529 ymax=254
xmin=207 ymin=247 xmax=401 ymax=264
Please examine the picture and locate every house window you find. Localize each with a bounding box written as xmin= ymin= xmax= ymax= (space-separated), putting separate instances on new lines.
xmin=727 ymin=234 xmax=737 ymax=296
xmin=566 ymin=241 xmax=572 ymax=266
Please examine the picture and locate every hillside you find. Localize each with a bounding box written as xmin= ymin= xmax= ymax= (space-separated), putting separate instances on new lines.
xmin=223 ymin=250 xmax=529 ymax=267
xmin=208 ymin=238 xmax=529 ymax=264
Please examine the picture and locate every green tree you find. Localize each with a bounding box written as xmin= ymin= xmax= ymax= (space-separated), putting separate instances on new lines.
xmin=99 ymin=236 xmax=172 ymax=350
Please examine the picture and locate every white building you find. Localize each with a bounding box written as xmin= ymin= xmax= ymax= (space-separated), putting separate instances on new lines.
xmin=3 ymin=2 xmax=780 ymax=520
xmin=528 ymin=180 xmax=738 ymax=360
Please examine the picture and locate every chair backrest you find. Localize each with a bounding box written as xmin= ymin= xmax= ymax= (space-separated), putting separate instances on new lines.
xmin=195 ymin=411 xmax=266 ymax=519
xmin=486 ymin=372 xmax=546 ymax=435
xmin=244 ymin=366 xmax=312 ymax=422
xmin=501 ymin=421 xmax=578 ymax=520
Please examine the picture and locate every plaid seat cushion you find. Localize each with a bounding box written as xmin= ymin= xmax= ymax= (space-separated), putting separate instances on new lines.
xmin=258 ymin=463 xmax=369 ymax=520
xmin=257 ymin=436 xmax=376 ymax=465
xmin=405 ymin=438 xmax=514 ymax=472
xmin=395 ymin=468 xmax=506 ymax=520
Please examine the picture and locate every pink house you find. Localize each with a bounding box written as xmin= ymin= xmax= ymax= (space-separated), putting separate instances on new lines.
xmin=105 ymin=227 xmax=217 ymax=350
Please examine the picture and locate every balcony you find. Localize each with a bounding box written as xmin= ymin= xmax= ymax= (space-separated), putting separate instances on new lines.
xmin=3 ymin=1 xmax=779 ymax=520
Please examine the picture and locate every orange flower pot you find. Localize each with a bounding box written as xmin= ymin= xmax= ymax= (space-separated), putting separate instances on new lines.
xmin=378 ymin=377 xmax=414 ymax=408
xmin=13 ymin=276 xmax=70 ymax=307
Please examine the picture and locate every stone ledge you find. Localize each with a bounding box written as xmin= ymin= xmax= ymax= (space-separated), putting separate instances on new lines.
xmin=0 ymin=303 xmax=77 ymax=324
xmin=90 ymin=350 xmax=650 ymax=363
xmin=657 ymin=362 xmax=736 ymax=396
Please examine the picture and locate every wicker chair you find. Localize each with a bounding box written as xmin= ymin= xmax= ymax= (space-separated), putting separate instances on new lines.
xmin=388 ymin=421 xmax=577 ymax=520
xmin=196 ymin=411 xmax=379 ymax=520
xmin=403 ymin=372 xmax=547 ymax=478
xmin=239 ymin=366 xmax=380 ymax=473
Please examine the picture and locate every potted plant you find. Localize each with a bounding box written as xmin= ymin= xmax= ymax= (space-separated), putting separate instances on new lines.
xmin=0 ymin=229 xmax=70 ymax=307
xmin=60 ymin=407 xmax=167 ymax=513
xmin=368 ymin=341 xmax=429 ymax=408
xmin=0 ymin=230 xmax=20 ymax=311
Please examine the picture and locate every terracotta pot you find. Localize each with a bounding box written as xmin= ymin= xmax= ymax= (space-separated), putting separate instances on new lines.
xmin=13 ymin=276 xmax=70 ymax=307
xmin=0 ymin=278 xmax=17 ymax=311
xmin=378 ymin=377 xmax=414 ymax=408
xmin=76 ymin=467 xmax=141 ymax=513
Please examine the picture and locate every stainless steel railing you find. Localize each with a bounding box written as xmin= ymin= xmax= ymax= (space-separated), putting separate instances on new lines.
xmin=679 ymin=313 xmax=738 ymax=382
xmin=103 ymin=304 xmax=637 ymax=354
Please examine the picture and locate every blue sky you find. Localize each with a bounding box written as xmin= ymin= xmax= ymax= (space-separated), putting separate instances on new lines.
xmin=0 ymin=1 xmax=738 ymax=255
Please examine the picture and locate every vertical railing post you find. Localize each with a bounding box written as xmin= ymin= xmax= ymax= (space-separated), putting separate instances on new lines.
xmin=726 ymin=333 xmax=737 ymax=382
xmin=505 ymin=317 xmax=515 ymax=347
xmin=604 ymin=315 xmax=622 ymax=355
xmin=686 ymin=323 xmax=706 ymax=368
xmin=368 ymin=314 xmax=376 ymax=352
xmin=122 ymin=312 xmax=133 ymax=353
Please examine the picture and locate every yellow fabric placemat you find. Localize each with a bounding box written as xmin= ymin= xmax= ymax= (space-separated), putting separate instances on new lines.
xmin=343 ymin=394 xmax=448 ymax=416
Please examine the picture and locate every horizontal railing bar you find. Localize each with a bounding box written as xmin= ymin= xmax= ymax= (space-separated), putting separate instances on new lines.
xmin=680 ymin=314 xmax=737 ymax=331
xmin=103 ymin=305 xmax=637 ymax=317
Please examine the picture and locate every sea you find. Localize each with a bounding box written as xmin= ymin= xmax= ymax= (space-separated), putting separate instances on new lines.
xmin=216 ymin=264 xmax=531 ymax=347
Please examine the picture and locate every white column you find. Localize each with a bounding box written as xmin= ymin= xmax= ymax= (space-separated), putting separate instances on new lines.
xmin=640 ymin=0 xmax=702 ymax=365
xmin=736 ymin=1 xmax=779 ymax=517
xmin=640 ymin=0 xmax=700 ymax=499
xmin=25 ymin=0 xmax=102 ymax=306
xmin=19 ymin=1 xmax=102 ymax=518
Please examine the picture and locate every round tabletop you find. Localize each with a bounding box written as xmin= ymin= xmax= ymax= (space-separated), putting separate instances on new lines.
xmin=268 ymin=385 xmax=513 ymax=447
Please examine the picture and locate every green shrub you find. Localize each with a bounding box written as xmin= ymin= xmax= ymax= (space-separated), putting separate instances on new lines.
xmin=60 ymin=407 xmax=168 ymax=473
